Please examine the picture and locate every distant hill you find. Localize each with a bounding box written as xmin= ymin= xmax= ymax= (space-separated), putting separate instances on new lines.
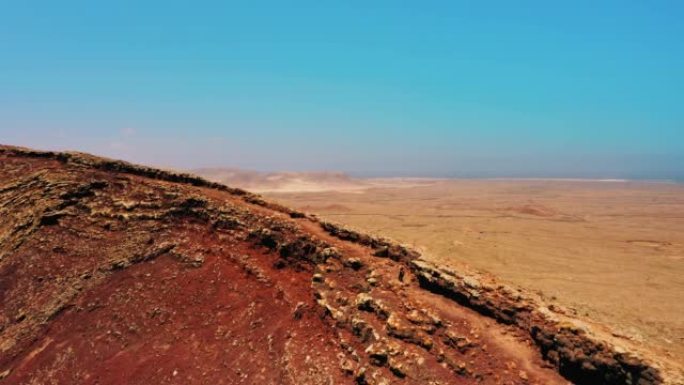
xmin=193 ymin=167 xmax=370 ymax=192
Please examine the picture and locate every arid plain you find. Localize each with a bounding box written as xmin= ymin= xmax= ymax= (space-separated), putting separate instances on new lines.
xmin=199 ymin=173 xmax=684 ymax=363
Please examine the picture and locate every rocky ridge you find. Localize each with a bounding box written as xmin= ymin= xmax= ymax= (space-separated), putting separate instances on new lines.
xmin=0 ymin=145 xmax=678 ymax=385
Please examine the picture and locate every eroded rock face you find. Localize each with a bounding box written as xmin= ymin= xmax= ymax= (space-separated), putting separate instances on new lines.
xmin=409 ymin=260 xmax=665 ymax=385
xmin=0 ymin=145 xmax=672 ymax=385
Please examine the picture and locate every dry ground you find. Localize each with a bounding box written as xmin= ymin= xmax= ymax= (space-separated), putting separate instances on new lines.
xmin=266 ymin=179 xmax=684 ymax=362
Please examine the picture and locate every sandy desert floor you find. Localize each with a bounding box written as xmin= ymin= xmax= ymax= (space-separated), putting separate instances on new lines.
xmin=266 ymin=179 xmax=684 ymax=362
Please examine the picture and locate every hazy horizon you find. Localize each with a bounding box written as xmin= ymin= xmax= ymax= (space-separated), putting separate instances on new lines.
xmin=2 ymin=141 xmax=683 ymax=182
xmin=2 ymin=1 xmax=683 ymax=179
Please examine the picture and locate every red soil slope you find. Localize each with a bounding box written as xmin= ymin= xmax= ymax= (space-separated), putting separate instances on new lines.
xmin=0 ymin=145 xmax=669 ymax=385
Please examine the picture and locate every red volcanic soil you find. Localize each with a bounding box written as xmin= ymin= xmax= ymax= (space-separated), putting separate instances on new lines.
xmin=0 ymin=145 xmax=667 ymax=385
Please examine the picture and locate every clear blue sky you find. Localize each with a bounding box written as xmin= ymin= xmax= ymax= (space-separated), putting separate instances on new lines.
xmin=1 ymin=1 xmax=682 ymax=178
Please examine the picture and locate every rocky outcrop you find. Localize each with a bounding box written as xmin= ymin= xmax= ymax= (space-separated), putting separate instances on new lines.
xmin=410 ymin=260 xmax=663 ymax=385
xmin=317 ymin=219 xmax=674 ymax=385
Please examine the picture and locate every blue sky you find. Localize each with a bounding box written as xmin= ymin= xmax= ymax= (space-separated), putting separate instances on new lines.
xmin=1 ymin=1 xmax=682 ymax=178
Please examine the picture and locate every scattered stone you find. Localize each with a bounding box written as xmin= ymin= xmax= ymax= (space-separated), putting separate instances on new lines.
xmin=443 ymin=329 xmax=473 ymax=353
xmin=386 ymin=314 xmax=433 ymax=350
xmin=344 ymin=257 xmax=364 ymax=270
xmin=351 ymin=317 xmax=375 ymax=342
xmin=388 ymin=358 xmax=407 ymax=378
xmin=355 ymin=293 xmax=390 ymax=318
xmin=293 ymin=302 xmax=307 ymax=320
xmin=320 ymin=247 xmax=341 ymax=260
xmin=339 ymin=357 xmax=356 ymax=375
xmin=373 ymin=246 xmax=389 ymax=258
xmin=365 ymin=343 xmax=388 ymax=366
